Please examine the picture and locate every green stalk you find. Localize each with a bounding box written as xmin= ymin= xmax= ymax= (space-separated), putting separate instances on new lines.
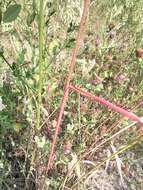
xmin=36 ymin=0 xmax=45 ymax=129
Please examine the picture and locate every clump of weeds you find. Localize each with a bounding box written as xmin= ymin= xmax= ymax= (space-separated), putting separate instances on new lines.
xmin=0 ymin=0 xmax=143 ymax=190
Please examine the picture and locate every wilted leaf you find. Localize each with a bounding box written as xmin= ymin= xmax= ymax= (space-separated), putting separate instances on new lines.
xmin=3 ymin=4 xmax=21 ymax=23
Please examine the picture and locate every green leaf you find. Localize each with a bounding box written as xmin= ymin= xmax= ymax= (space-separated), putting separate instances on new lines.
xmin=3 ymin=4 xmax=21 ymax=23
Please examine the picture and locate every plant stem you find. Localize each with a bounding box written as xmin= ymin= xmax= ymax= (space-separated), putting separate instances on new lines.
xmin=70 ymin=85 xmax=143 ymax=124
xmin=46 ymin=0 xmax=90 ymax=172
xmin=36 ymin=0 xmax=45 ymax=129
xmin=28 ymin=1 xmax=44 ymax=182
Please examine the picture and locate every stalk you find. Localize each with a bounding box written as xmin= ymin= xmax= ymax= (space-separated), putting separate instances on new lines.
xmin=36 ymin=0 xmax=45 ymax=129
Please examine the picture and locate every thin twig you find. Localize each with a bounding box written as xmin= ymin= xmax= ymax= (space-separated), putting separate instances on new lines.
xmin=46 ymin=0 xmax=90 ymax=172
xmin=70 ymin=84 xmax=143 ymax=124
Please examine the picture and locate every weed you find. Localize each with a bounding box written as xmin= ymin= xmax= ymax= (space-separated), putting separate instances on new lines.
xmin=0 ymin=0 xmax=143 ymax=190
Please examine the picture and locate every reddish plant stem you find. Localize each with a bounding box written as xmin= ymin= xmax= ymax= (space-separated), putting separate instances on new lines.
xmin=70 ymin=85 xmax=143 ymax=124
xmin=46 ymin=0 xmax=90 ymax=172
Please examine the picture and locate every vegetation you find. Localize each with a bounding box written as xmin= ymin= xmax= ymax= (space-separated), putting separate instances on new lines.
xmin=0 ymin=0 xmax=143 ymax=189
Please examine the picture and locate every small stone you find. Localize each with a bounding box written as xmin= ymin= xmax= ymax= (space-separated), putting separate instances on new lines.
xmin=136 ymin=48 xmax=143 ymax=58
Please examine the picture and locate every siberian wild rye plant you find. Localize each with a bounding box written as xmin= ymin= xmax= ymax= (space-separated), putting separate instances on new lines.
xmin=0 ymin=0 xmax=143 ymax=190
